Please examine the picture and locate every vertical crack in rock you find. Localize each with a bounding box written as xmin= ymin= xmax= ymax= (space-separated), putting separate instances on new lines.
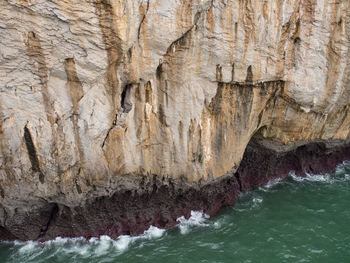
xmin=245 ymin=65 xmax=253 ymax=84
xmin=121 ymin=84 xmax=133 ymax=113
xmin=231 ymin=63 xmax=235 ymax=82
xmin=93 ymin=0 xmax=125 ymax=153
xmin=101 ymin=82 xmax=134 ymax=149
xmin=24 ymin=125 xmax=44 ymax=183
xmin=137 ymin=0 xmax=150 ymax=41
xmin=0 ymin=185 xmax=4 ymax=199
xmin=101 ymin=126 xmax=114 ymax=148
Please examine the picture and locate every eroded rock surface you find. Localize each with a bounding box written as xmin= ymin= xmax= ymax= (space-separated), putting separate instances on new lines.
xmin=0 ymin=0 xmax=349 ymax=240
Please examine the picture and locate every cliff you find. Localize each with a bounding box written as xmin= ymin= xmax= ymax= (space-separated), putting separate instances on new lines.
xmin=0 ymin=0 xmax=349 ymax=240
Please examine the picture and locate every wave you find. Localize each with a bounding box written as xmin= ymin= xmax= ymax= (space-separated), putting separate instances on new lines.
xmin=176 ymin=211 xmax=210 ymax=234
xmin=8 ymin=224 xmax=167 ymax=262
xmin=259 ymin=177 xmax=283 ymax=192
xmin=4 ymin=211 xmax=209 ymax=262
xmin=289 ymin=161 xmax=350 ymax=184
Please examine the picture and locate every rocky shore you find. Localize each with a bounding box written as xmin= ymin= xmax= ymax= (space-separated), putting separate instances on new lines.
xmin=1 ymin=138 xmax=348 ymax=241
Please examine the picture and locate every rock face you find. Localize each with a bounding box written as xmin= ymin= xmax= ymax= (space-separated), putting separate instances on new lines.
xmin=0 ymin=0 xmax=349 ymax=240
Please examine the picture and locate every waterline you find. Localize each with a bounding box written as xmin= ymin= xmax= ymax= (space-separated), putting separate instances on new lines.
xmin=1 ymin=161 xmax=349 ymax=263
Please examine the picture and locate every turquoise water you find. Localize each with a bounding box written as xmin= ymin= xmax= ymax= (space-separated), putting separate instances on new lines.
xmin=0 ymin=161 xmax=349 ymax=263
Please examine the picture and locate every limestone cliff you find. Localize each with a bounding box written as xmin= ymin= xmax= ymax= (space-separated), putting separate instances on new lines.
xmin=0 ymin=0 xmax=349 ymax=240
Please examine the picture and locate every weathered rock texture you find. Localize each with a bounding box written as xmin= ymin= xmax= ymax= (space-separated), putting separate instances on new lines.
xmin=0 ymin=0 xmax=349 ymax=240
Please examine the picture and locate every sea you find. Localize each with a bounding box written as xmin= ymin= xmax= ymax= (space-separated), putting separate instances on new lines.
xmin=0 ymin=161 xmax=349 ymax=263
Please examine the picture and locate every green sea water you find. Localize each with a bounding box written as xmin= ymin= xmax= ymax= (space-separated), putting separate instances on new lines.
xmin=0 ymin=161 xmax=349 ymax=263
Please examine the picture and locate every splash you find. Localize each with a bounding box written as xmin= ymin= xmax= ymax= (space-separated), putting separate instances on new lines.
xmin=289 ymin=167 xmax=349 ymax=184
xmin=7 ymin=224 xmax=167 ymax=263
xmin=6 ymin=211 xmax=210 ymax=261
xmin=259 ymin=178 xmax=283 ymax=192
xmin=176 ymin=211 xmax=210 ymax=234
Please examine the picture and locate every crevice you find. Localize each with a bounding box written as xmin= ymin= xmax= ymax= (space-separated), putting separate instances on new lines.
xmin=102 ymin=125 xmax=114 ymax=148
xmin=0 ymin=186 xmax=4 ymax=198
xmin=76 ymin=182 xmax=82 ymax=194
xmin=231 ymin=63 xmax=235 ymax=82
xmin=75 ymin=168 xmax=82 ymax=194
xmin=216 ymin=64 xmax=222 ymax=81
xmin=137 ymin=0 xmax=150 ymax=41
xmin=121 ymin=84 xmax=133 ymax=113
xmin=38 ymin=203 xmax=59 ymax=239
xmin=24 ymin=125 xmax=45 ymax=183
xmin=256 ymin=110 xmax=264 ymax=129
xmin=294 ymin=36 xmax=301 ymax=45
xmin=245 ymin=65 xmax=253 ymax=84
xmin=156 ymin=62 xmax=163 ymax=80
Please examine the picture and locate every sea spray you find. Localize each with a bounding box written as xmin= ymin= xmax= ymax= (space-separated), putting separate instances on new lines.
xmin=9 ymin=224 xmax=167 ymax=262
xmin=259 ymin=177 xmax=283 ymax=192
xmin=289 ymin=161 xmax=350 ymax=184
xmin=8 ymin=211 xmax=208 ymax=261
xmin=176 ymin=211 xmax=210 ymax=234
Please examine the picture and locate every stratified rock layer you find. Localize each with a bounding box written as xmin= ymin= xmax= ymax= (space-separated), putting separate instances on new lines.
xmin=0 ymin=0 xmax=349 ymax=240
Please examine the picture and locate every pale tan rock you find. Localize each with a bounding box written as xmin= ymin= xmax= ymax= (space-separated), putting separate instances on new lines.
xmin=0 ymin=0 xmax=349 ymax=212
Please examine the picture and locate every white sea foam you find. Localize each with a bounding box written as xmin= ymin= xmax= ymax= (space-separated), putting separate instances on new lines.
xmin=113 ymin=235 xmax=133 ymax=251
xmin=252 ymin=197 xmax=263 ymax=205
xmin=143 ymin=225 xmax=166 ymax=239
xmin=90 ymin=235 xmax=113 ymax=256
xmin=289 ymin=162 xmax=350 ymax=184
xmin=259 ymin=178 xmax=283 ymax=192
xmin=18 ymin=241 xmax=38 ymax=254
xmin=176 ymin=211 xmax=210 ymax=234
xmin=8 ymin=212 xmax=209 ymax=260
xmin=9 ymin=223 xmax=167 ymax=260
xmin=289 ymin=171 xmax=331 ymax=182
xmin=108 ymin=225 xmax=166 ymax=252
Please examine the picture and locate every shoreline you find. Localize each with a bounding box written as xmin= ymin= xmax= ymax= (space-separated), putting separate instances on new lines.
xmin=0 ymin=139 xmax=349 ymax=242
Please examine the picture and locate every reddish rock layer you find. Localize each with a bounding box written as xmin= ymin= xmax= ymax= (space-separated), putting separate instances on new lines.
xmin=0 ymin=139 xmax=349 ymax=241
